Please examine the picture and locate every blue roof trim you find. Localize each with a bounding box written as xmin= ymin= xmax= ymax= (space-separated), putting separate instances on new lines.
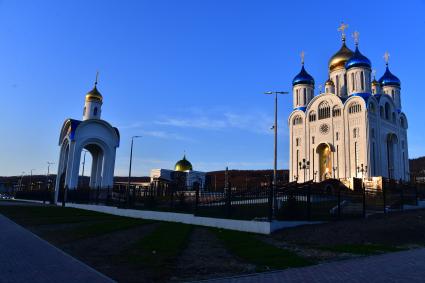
xmin=292 ymin=65 xmax=314 ymax=86
xmin=345 ymin=46 xmax=371 ymax=69
xmin=351 ymin=92 xmax=371 ymax=102
xmin=69 ymin=119 xmax=82 ymax=141
xmin=294 ymin=106 xmax=307 ymax=112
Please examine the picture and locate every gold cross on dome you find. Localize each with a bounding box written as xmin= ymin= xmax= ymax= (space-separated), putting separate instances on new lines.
xmin=300 ymin=51 xmax=305 ymax=65
xmin=384 ymin=51 xmax=390 ymax=66
xmin=338 ymin=22 xmax=349 ymax=40
xmin=95 ymin=71 xmax=99 ymax=86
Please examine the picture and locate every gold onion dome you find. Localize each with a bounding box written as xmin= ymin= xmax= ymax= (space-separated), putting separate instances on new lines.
xmin=328 ymin=40 xmax=354 ymax=72
xmin=325 ymin=78 xmax=334 ymax=86
xmin=174 ymin=155 xmax=193 ymax=172
xmin=86 ymin=84 xmax=103 ymax=102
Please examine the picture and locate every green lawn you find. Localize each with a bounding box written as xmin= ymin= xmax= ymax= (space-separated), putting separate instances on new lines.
xmin=213 ymin=229 xmax=313 ymax=271
xmin=124 ymin=222 xmax=193 ymax=279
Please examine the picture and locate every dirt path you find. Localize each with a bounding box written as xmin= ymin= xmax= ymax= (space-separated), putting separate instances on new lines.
xmin=170 ymin=227 xmax=255 ymax=282
xmin=48 ymin=223 xmax=158 ymax=283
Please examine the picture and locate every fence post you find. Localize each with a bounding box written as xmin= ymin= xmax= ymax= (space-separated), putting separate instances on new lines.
xmin=383 ymin=185 xmax=387 ymax=214
xmin=62 ymin=186 xmax=68 ymax=208
xmin=307 ymin=185 xmax=311 ymax=221
xmin=400 ymin=185 xmax=404 ymax=211
xmin=337 ymin=185 xmax=341 ymax=219
xmin=415 ymin=183 xmax=418 ymax=206
xmin=268 ymin=183 xmax=273 ymax=222
xmin=226 ymin=182 xmax=232 ymax=219
xmin=195 ymin=183 xmax=199 ymax=214
xmin=362 ymin=181 xmax=366 ymax=218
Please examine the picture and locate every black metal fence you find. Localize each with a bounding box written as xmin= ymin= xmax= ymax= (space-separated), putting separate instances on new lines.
xmin=13 ymin=178 xmax=425 ymax=222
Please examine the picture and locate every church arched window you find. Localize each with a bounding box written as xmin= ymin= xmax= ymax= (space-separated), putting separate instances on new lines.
xmin=360 ymin=71 xmax=364 ymax=90
xmin=94 ymin=107 xmax=98 ymax=116
xmin=318 ymin=101 xmax=330 ymax=120
xmin=309 ymin=111 xmax=316 ymax=122
xmin=348 ymin=102 xmax=361 ymax=114
xmin=296 ymin=89 xmax=299 ymax=105
xmin=332 ymin=106 xmax=341 ymax=117
xmin=303 ymin=88 xmax=306 ymax=104
xmin=392 ymin=112 xmax=396 ymax=123
xmin=351 ymin=73 xmax=355 ymax=91
xmin=83 ymin=106 xmax=86 ymax=116
xmin=293 ymin=115 xmax=303 ymax=125
xmin=400 ymin=117 xmax=405 ymax=128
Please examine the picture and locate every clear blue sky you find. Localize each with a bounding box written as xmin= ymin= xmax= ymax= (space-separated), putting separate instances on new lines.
xmin=0 ymin=0 xmax=424 ymax=176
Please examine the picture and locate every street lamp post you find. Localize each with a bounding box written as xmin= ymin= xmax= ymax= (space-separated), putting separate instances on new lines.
xmin=127 ymin=136 xmax=142 ymax=205
xmin=81 ymin=149 xmax=89 ymax=187
xmin=357 ymin=163 xmax=367 ymax=179
xmin=30 ymin=169 xmax=36 ymax=190
xmin=265 ymin=91 xmax=288 ymax=217
xmin=299 ymin=159 xmax=310 ymax=183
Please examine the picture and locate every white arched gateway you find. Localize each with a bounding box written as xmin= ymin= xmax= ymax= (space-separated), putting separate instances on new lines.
xmin=54 ymin=80 xmax=120 ymax=203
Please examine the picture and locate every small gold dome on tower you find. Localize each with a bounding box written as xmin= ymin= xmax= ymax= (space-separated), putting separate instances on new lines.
xmin=85 ymin=85 xmax=103 ymax=102
xmin=325 ymin=78 xmax=334 ymax=86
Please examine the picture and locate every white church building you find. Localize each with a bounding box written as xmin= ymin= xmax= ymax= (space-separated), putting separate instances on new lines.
xmin=289 ymin=26 xmax=409 ymax=183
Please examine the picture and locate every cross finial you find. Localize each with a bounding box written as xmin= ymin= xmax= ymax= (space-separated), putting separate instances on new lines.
xmin=352 ymin=31 xmax=359 ymax=46
xmin=372 ymin=69 xmax=377 ymax=79
xmin=319 ymin=84 xmax=323 ymax=93
xmin=300 ymin=50 xmax=305 ymax=65
xmin=384 ymin=51 xmax=390 ymax=66
xmin=95 ymin=71 xmax=99 ymax=86
xmin=338 ymin=22 xmax=349 ymax=41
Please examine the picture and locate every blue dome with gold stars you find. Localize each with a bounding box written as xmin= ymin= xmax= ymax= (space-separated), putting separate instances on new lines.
xmin=292 ymin=65 xmax=314 ymax=86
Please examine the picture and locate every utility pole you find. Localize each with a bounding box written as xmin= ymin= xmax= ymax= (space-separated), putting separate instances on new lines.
xmin=264 ymin=91 xmax=289 ymax=217
xmin=127 ymin=136 xmax=142 ymax=204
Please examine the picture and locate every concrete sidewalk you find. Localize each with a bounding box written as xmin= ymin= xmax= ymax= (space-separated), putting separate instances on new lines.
xmin=0 ymin=214 xmax=114 ymax=283
xmin=203 ymin=248 xmax=425 ymax=283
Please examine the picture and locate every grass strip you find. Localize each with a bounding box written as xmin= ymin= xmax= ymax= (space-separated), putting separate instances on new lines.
xmin=125 ymin=222 xmax=192 ymax=277
xmin=213 ymin=229 xmax=312 ymax=271
xmin=316 ymin=243 xmax=405 ymax=255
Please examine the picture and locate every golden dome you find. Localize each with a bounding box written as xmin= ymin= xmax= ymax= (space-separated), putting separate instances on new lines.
xmin=372 ymin=79 xmax=380 ymax=86
xmin=85 ymin=84 xmax=103 ymax=102
xmin=325 ymin=78 xmax=334 ymax=86
xmin=328 ymin=41 xmax=354 ymax=72
xmin=174 ymin=155 xmax=193 ymax=172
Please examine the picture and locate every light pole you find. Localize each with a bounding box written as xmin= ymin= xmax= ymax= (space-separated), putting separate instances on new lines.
xmin=357 ymin=163 xmax=367 ymax=179
xmin=30 ymin=169 xmax=36 ymax=190
xmin=265 ymin=91 xmax=288 ymax=216
xmin=299 ymin=159 xmax=310 ymax=183
xmin=19 ymin=171 xmax=25 ymax=192
xmin=81 ymin=149 xmax=89 ymax=187
xmin=127 ymin=136 xmax=142 ymax=204
xmin=47 ymin=162 xmax=54 ymax=190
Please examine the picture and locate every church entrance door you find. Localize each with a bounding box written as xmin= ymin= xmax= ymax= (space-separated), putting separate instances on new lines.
xmin=317 ymin=143 xmax=332 ymax=181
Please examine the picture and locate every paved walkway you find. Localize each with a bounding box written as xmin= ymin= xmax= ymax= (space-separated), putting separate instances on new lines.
xmin=0 ymin=213 xmax=114 ymax=283
xmin=204 ymin=248 xmax=425 ymax=283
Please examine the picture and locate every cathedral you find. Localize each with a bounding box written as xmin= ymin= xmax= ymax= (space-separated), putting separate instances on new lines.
xmin=289 ymin=25 xmax=409 ymax=184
